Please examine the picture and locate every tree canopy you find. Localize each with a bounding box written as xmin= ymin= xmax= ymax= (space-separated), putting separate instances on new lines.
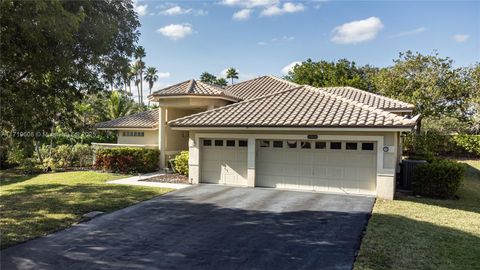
xmin=0 ymin=0 xmax=140 ymax=145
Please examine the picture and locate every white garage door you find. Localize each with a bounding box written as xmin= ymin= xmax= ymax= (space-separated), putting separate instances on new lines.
xmin=200 ymin=138 xmax=248 ymax=186
xmin=256 ymin=140 xmax=377 ymax=195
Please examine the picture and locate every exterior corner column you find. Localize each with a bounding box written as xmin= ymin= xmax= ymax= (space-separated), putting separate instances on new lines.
xmin=159 ymin=107 xmax=166 ymax=169
xmin=189 ymin=132 xmax=200 ymax=184
xmin=247 ymin=137 xmax=256 ymax=187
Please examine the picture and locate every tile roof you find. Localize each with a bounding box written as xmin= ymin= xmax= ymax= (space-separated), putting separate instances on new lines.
xmin=168 ymin=86 xmax=416 ymax=129
xmin=225 ymin=75 xmax=299 ymax=100
xmin=321 ymin=86 xmax=414 ymax=111
xmin=95 ymin=109 xmax=158 ymax=129
xmin=150 ymin=79 xmax=239 ymax=101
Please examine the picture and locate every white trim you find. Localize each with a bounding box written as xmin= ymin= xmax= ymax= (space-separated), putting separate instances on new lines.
xmin=172 ymin=127 xmax=413 ymax=132
xmin=91 ymin=143 xmax=158 ymax=148
xmin=97 ymin=127 xmax=158 ymax=131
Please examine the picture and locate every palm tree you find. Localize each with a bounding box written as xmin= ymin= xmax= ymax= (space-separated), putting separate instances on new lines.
xmin=131 ymin=64 xmax=142 ymax=105
xmin=107 ymin=90 xmax=133 ymax=120
xmin=215 ymin=78 xmax=228 ymax=87
xmin=134 ymin=46 xmax=146 ymax=104
xmin=200 ymin=72 xmax=217 ymax=84
xmin=226 ymin=68 xmax=239 ymax=85
xmin=144 ymin=67 xmax=158 ymax=107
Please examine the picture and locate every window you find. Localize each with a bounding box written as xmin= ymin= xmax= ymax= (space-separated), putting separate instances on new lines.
xmin=301 ymin=141 xmax=311 ymax=149
xmin=239 ymin=140 xmax=248 ymax=147
xmin=260 ymin=140 xmax=270 ymax=148
xmin=273 ymin=141 xmax=283 ymax=148
xmin=315 ymin=141 xmax=326 ymax=149
xmin=203 ymin=139 xmax=212 ymax=146
xmin=330 ymin=142 xmax=342 ymax=150
xmin=287 ymin=141 xmax=297 ymax=148
xmin=214 ymin=140 xmax=224 ymax=146
xmin=123 ymin=131 xmax=144 ymax=137
xmin=346 ymin=142 xmax=358 ymax=150
xmin=226 ymin=140 xmax=235 ymax=147
xmin=362 ymin=143 xmax=374 ymax=151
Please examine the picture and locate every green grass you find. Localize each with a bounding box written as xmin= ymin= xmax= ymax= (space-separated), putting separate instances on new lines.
xmin=0 ymin=171 xmax=173 ymax=249
xmin=354 ymin=160 xmax=480 ymax=270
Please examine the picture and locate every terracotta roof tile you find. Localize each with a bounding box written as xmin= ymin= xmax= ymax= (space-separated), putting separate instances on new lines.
xmin=169 ymin=86 xmax=416 ymax=129
xmin=151 ymin=79 xmax=239 ymax=100
xmin=225 ymin=75 xmax=299 ymax=100
xmin=95 ymin=109 xmax=158 ymax=129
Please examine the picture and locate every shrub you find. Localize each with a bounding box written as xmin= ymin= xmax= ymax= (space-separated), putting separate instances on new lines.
xmin=53 ymin=145 xmax=73 ymax=168
xmin=174 ymin=151 xmax=189 ymax=176
xmin=72 ymin=144 xmax=93 ymax=167
xmin=451 ymin=135 xmax=480 ymax=156
xmin=412 ymin=159 xmax=465 ymax=199
xmin=94 ymin=147 xmax=159 ymax=173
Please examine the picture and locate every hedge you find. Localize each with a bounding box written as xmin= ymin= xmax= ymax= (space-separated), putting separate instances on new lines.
xmin=94 ymin=147 xmax=159 ymax=173
xmin=412 ymin=159 xmax=465 ymax=199
xmin=404 ymin=133 xmax=480 ymax=158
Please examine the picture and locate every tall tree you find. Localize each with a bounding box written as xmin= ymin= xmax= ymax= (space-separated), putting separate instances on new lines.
xmin=200 ymin=72 xmax=217 ymax=84
xmin=144 ymin=67 xmax=158 ymax=107
xmin=131 ymin=63 xmax=142 ymax=105
xmin=226 ymin=68 xmax=239 ymax=84
xmin=107 ymin=90 xmax=134 ymax=120
xmin=215 ymin=78 xmax=228 ymax=87
xmin=134 ymin=46 xmax=146 ymax=105
xmin=285 ymin=59 xmax=378 ymax=91
xmin=0 ymin=0 xmax=140 ymax=156
xmin=373 ymin=51 xmax=473 ymax=121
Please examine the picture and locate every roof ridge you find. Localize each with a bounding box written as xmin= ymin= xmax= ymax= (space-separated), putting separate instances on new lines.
xmin=321 ymin=86 xmax=414 ymax=108
xmin=168 ymin=86 xmax=304 ymax=125
xmin=265 ymin=75 xmax=301 ymax=87
xmin=186 ymin=79 xmax=195 ymax=94
xmin=304 ymin=86 xmax=414 ymax=124
xmin=151 ymin=80 xmax=190 ymax=95
xmin=225 ymin=75 xmax=270 ymax=88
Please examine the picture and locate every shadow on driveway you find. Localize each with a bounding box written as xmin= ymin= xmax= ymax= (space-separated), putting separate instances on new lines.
xmin=1 ymin=185 xmax=375 ymax=270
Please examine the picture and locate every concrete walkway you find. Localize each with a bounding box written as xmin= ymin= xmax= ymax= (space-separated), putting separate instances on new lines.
xmin=107 ymin=172 xmax=191 ymax=189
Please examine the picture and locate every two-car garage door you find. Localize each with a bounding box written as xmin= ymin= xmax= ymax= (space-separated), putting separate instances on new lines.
xmin=256 ymin=140 xmax=377 ymax=195
xmin=200 ymin=138 xmax=377 ymax=195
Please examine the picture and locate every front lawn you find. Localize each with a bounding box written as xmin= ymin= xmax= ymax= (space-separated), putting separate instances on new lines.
xmin=354 ymin=160 xmax=480 ymax=270
xmin=0 ymin=171 xmax=172 ymax=249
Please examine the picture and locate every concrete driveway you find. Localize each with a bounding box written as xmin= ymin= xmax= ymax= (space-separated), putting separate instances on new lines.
xmin=1 ymin=185 xmax=374 ymax=270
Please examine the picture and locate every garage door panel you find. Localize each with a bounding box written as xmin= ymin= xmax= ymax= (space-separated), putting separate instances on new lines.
xmin=200 ymin=139 xmax=248 ymax=186
xmin=256 ymin=139 xmax=377 ymax=195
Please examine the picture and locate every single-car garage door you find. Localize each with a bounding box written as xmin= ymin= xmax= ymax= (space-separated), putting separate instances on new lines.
xmin=200 ymin=138 xmax=248 ymax=186
xmin=256 ymin=140 xmax=377 ymax=195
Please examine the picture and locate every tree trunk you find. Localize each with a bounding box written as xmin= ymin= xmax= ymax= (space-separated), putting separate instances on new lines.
xmin=34 ymin=139 xmax=43 ymax=163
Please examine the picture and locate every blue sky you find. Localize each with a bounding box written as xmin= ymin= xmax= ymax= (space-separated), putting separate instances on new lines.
xmin=133 ymin=0 xmax=479 ymax=91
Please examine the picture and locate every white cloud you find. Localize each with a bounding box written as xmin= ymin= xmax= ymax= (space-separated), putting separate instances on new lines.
xmin=133 ymin=0 xmax=148 ymax=16
xmin=331 ymin=17 xmax=384 ymax=44
xmin=260 ymin=2 xmax=305 ymax=16
xmin=160 ymin=6 xmax=191 ymax=15
xmin=257 ymin=41 xmax=267 ymax=46
xmin=159 ymin=6 xmax=207 ymax=16
xmin=158 ymin=72 xmax=171 ymax=79
xmin=222 ymin=0 xmax=279 ymax=8
xmin=390 ymin=27 xmax=426 ymax=38
xmin=257 ymin=36 xmax=294 ymax=46
xmin=157 ymin=24 xmax=193 ymax=40
xmin=233 ymin=9 xmax=251 ymax=20
xmin=281 ymin=61 xmax=302 ymax=75
xmin=453 ymin=34 xmax=470 ymax=42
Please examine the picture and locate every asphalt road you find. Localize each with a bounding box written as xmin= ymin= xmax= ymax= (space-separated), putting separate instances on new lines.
xmin=1 ymin=185 xmax=374 ymax=270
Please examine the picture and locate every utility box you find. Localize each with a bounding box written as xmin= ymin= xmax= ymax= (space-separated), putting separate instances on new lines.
xmin=401 ymin=159 xmax=427 ymax=190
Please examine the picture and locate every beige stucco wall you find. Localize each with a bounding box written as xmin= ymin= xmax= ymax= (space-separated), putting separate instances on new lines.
xmin=165 ymin=108 xmax=196 ymax=152
xmin=117 ymin=130 xmax=159 ymax=145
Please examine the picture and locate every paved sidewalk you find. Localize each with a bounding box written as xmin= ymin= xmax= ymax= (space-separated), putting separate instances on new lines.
xmin=107 ymin=172 xmax=191 ymax=189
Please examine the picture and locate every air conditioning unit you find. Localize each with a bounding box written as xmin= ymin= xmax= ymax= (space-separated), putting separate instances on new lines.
xmin=400 ymin=159 xmax=427 ymax=190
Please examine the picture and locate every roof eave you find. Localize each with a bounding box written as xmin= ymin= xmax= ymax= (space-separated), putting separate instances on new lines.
xmin=169 ymin=125 xmax=415 ymax=132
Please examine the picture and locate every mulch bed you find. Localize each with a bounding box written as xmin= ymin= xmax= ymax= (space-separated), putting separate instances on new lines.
xmin=141 ymin=173 xmax=189 ymax=184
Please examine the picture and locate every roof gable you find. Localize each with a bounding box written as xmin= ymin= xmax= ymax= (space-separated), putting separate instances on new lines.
xmin=168 ymin=86 xmax=416 ymax=129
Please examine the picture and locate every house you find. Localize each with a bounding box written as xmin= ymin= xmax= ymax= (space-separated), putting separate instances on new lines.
xmin=95 ymin=76 xmax=418 ymax=199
